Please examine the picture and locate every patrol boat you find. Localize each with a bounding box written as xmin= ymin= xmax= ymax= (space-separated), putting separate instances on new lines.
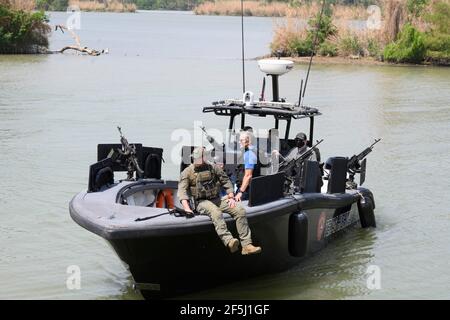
xmin=69 ymin=59 xmax=379 ymax=299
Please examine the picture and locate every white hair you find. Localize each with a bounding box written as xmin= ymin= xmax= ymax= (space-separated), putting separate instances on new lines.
xmin=240 ymin=131 xmax=252 ymax=143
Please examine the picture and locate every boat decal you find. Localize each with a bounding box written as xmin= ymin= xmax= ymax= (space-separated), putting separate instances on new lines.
xmin=317 ymin=212 xmax=326 ymax=241
xmin=324 ymin=211 xmax=359 ymax=238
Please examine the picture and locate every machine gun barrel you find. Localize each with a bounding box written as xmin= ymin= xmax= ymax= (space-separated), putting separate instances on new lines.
xmin=199 ymin=126 xmax=224 ymax=151
xmin=358 ymin=138 xmax=381 ymax=161
xmin=348 ymin=138 xmax=381 ymax=171
xmin=280 ymin=139 xmax=323 ymax=171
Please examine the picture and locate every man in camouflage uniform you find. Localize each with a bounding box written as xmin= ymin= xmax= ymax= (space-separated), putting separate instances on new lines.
xmin=177 ymin=147 xmax=262 ymax=255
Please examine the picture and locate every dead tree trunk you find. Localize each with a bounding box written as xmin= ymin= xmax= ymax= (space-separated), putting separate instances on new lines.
xmin=51 ymin=24 xmax=106 ymax=56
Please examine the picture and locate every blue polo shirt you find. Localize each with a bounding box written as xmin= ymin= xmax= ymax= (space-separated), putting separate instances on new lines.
xmin=244 ymin=146 xmax=257 ymax=170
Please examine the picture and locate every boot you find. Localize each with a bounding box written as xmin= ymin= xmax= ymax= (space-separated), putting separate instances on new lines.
xmin=241 ymin=244 xmax=262 ymax=255
xmin=227 ymin=238 xmax=240 ymax=253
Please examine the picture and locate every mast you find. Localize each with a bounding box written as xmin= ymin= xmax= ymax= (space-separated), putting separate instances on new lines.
xmin=299 ymin=0 xmax=327 ymax=107
xmin=240 ymin=0 xmax=246 ymax=129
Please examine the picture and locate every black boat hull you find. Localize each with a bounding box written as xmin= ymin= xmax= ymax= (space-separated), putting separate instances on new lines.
xmin=108 ymin=201 xmax=365 ymax=299
xmin=69 ymin=178 xmax=375 ymax=299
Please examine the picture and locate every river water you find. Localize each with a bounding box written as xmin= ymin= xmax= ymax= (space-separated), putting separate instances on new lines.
xmin=0 ymin=11 xmax=449 ymax=300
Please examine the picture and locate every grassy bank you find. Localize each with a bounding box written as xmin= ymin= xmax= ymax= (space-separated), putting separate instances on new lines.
xmin=270 ymin=0 xmax=450 ymax=66
xmin=21 ymin=0 xmax=137 ymax=12
xmin=134 ymin=0 xmax=202 ymax=11
xmin=194 ymin=0 xmax=369 ymax=20
xmin=68 ymin=0 xmax=136 ymax=12
xmin=0 ymin=1 xmax=51 ymax=53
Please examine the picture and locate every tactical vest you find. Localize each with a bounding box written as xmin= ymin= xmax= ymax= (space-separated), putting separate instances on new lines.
xmin=189 ymin=164 xmax=221 ymax=202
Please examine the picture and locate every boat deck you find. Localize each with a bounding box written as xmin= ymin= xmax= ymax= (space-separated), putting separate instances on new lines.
xmin=70 ymin=179 xmax=368 ymax=240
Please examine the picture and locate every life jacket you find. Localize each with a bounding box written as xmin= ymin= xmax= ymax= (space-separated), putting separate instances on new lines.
xmin=156 ymin=189 xmax=174 ymax=209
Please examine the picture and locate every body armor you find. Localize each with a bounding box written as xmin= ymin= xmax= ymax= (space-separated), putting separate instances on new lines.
xmin=189 ymin=164 xmax=221 ymax=201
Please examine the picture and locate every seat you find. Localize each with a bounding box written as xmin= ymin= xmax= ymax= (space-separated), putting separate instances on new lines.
xmin=142 ymin=147 xmax=163 ymax=179
xmin=88 ymin=158 xmax=114 ymax=192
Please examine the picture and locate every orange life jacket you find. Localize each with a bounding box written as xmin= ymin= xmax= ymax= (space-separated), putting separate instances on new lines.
xmin=156 ymin=189 xmax=174 ymax=209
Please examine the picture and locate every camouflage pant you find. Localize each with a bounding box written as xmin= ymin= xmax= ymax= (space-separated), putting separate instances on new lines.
xmin=196 ymin=198 xmax=252 ymax=247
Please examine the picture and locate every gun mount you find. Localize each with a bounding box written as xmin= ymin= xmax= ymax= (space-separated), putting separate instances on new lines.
xmin=280 ymin=139 xmax=324 ymax=194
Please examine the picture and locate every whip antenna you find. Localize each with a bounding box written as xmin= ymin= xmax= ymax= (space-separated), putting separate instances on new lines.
xmin=300 ymin=0 xmax=327 ymax=107
xmin=241 ymin=0 xmax=246 ymax=93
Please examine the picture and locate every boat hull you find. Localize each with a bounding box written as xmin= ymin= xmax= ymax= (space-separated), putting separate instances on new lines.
xmin=108 ymin=203 xmax=363 ymax=299
xmin=69 ymin=179 xmax=375 ymax=299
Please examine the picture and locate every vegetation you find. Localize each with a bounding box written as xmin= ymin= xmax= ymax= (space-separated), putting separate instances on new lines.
xmin=68 ymin=0 xmax=136 ymax=12
xmin=383 ymin=23 xmax=426 ymax=63
xmin=423 ymin=0 xmax=450 ymax=64
xmin=382 ymin=0 xmax=449 ymax=64
xmin=36 ymin=0 xmax=68 ymax=11
xmin=338 ymin=33 xmax=364 ymax=56
xmin=270 ymin=8 xmax=337 ymax=56
xmin=194 ymin=0 xmax=369 ymax=19
xmin=270 ymin=0 xmax=449 ymax=65
xmin=0 ymin=2 xmax=51 ymax=53
xmin=136 ymin=0 xmax=202 ymax=10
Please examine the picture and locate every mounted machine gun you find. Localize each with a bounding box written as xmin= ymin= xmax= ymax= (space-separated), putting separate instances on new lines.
xmin=114 ymin=126 xmax=144 ymax=180
xmin=346 ymin=138 xmax=381 ymax=189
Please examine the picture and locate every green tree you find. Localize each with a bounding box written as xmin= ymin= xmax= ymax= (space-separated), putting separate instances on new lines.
xmin=0 ymin=5 xmax=51 ymax=53
xmin=384 ymin=23 xmax=426 ymax=63
xmin=423 ymin=0 xmax=450 ymax=64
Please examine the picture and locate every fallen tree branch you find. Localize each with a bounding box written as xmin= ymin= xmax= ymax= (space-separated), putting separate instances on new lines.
xmin=52 ymin=24 xmax=106 ymax=56
xmin=58 ymin=45 xmax=102 ymax=56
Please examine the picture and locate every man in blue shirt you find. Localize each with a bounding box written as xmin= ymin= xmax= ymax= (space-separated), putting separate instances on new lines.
xmin=235 ymin=131 xmax=257 ymax=201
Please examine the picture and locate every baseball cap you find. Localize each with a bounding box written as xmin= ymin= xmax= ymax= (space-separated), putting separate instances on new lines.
xmin=295 ymin=132 xmax=307 ymax=140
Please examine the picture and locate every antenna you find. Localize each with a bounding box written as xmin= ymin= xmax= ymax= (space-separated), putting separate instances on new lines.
xmin=300 ymin=0 xmax=327 ymax=107
xmin=240 ymin=0 xmax=246 ymax=93
xmin=259 ymin=77 xmax=266 ymax=101
xmin=297 ymin=79 xmax=303 ymax=107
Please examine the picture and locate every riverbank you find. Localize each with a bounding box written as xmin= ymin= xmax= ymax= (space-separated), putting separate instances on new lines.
xmin=10 ymin=0 xmax=137 ymax=12
xmin=258 ymin=55 xmax=387 ymax=66
xmin=269 ymin=0 xmax=450 ymax=67
xmin=68 ymin=0 xmax=136 ymax=12
xmin=0 ymin=2 xmax=51 ymax=54
xmin=194 ymin=0 xmax=368 ymax=20
xmin=255 ymin=55 xmax=443 ymax=68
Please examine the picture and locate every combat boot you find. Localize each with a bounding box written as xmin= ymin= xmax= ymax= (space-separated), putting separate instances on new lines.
xmin=227 ymin=238 xmax=239 ymax=253
xmin=241 ymin=244 xmax=262 ymax=255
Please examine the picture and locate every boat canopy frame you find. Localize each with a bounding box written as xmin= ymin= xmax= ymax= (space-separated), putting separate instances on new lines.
xmin=203 ymin=102 xmax=321 ymax=145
